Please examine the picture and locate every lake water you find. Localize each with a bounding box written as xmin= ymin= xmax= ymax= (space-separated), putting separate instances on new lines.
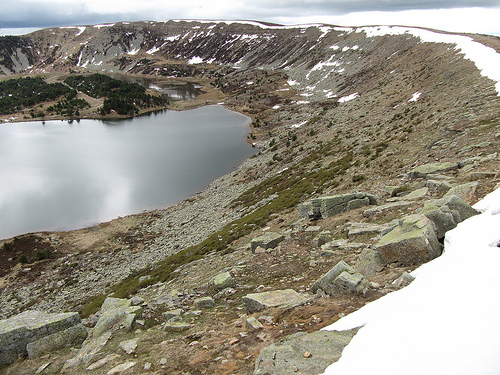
xmin=110 ymin=75 xmax=203 ymax=100
xmin=0 ymin=105 xmax=255 ymax=239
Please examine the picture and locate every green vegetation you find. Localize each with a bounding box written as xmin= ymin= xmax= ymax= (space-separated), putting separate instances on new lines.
xmin=46 ymin=98 xmax=90 ymax=117
xmin=34 ymin=249 xmax=52 ymax=261
xmin=18 ymin=253 xmax=28 ymax=264
xmin=0 ymin=76 xmax=76 ymax=115
xmin=64 ymin=73 xmax=168 ymax=115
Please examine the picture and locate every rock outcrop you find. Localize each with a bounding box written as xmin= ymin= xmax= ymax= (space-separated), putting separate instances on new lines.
xmin=374 ymin=214 xmax=442 ymax=265
xmin=311 ymin=260 xmax=369 ymax=296
xmin=0 ymin=310 xmax=87 ymax=366
xmin=63 ymin=297 xmax=142 ymax=371
xmin=251 ymin=232 xmax=285 ymax=252
xmin=242 ymin=290 xmax=312 ymax=313
xmin=254 ymin=329 xmax=359 ymax=375
xmin=408 ymin=162 xmax=459 ymax=179
xmin=299 ymin=193 xmax=377 ymax=220
xmin=420 ymin=195 xmax=479 ymax=239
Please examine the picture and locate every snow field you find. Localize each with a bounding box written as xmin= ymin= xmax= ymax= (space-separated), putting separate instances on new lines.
xmin=322 ymin=187 xmax=500 ymax=375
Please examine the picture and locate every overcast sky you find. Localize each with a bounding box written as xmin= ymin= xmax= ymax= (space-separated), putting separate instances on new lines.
xmin=1 ymin=0 xmax=500 ymax=36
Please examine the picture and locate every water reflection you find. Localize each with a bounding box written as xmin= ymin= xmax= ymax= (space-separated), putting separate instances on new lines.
xmin=0 ymin=105 xmax=255 ymax=239
xmin=109 ymin=74 xmax=202 ymax=101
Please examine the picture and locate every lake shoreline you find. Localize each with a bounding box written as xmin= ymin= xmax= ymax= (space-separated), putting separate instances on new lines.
xmin=0 ymin=75 xmax=231 ymax=125
xmin=0 ymin=100 xmax=256 ymax=241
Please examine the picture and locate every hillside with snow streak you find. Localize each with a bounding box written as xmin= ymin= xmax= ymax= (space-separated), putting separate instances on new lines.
xmin=322 ymin=186 xmax=500 ymax=375
xmin=2 ymin=20 xmax=500 ymax=101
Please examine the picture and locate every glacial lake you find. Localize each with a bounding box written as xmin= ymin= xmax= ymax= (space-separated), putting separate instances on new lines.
xmin=0 ymin=105 xmax=255 ymax=239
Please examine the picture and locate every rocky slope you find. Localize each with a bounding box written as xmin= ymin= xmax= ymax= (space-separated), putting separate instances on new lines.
xmin=1 ymin=20 xmax=500 ymax=374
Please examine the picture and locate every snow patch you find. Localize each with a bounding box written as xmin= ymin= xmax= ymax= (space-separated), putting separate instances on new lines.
xmin=338 ymin=93 xmax=359 ymax=103
xmin=93 ymin=23 xmax=115 ymax=28
xmin=76 ymin=27 xmax=86 ymax=36
xmin=146 ymin=46 xmax=161 ymax=54
xmin=188 ymin=56 xmax=204 ymax=64
xmin=128 ymin=47 xmax=140 ymax=55
xmin=290 ymin=121 xmax=307 ymax=128
xmin=166 ymin=35 xmax=181 ymax=42
xmin=323 ymin=90 xmax=337 ymax=99
xmin=409 ymin=92 xmax=422 ymax=102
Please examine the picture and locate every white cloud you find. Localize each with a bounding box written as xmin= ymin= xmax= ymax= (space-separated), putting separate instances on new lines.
xmin=0 ymin=1 xmax=499 ymax=36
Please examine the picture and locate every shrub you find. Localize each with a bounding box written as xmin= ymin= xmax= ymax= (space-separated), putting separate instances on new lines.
xmin=352 ymin=174 xmax=366 ymax=182
xmin=19 ymin=253 xmax=28 ymax=264
xmin=34 ymin=249 xmax=52 ymax=261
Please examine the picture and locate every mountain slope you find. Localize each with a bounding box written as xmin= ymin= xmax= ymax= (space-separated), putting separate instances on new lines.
xmin=1 ymin=20 xmax=500 ymax=374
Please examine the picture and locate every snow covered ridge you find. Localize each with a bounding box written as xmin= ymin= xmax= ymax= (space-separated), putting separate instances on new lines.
xmin=321 ymin=187 xmax=500 ymax=375
xmin=167 ymin=21 xmax=500 ymax=95
xmin=163 ymin=21 xmax=500 ymax=96
xmin=357 ymin=25 xmax=500 ymax=95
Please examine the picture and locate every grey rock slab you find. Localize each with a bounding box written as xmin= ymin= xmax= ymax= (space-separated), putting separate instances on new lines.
xmin=92 ymin=310 xmax=128 ymax=338
xmin=469 ymin=171 xmax=497 ymax=181
xmin=107 ymin=361 xmax=136 ymax=374
xmin=420 ymin=203 xmax=458 ymax=239
xmin=243 ymin=290 xmax=312 ymax=313
xmin=320 ymin=239 xmax=348 ymax=251
xmin=63 ymin=331 xmax=112 ymax=370
xmin=298 ymin=193 xmax=377 ymax=220
xmin=100 ymin=297 xmax=131 ymax=311
xmin=87 ymin=354 xmax=121 ymax=371
xmin=130 ymin=296 xmax=145 ymax=306
xmin=211 ymin=271 xmax=236 ymax=290
xmin=251 ymin=232 xmax=285 ymax=252
xmin=162 ymin=309 xmax=183 ymax=321
xmin=408 ymin=162 xmax=459 ymax=179
xmin=92 ymin=301 xmax=142 ymax=337
xmin=444 ymin=181 xmax=478 ymax=202
xmin=246 ymin=317 xmax=265 ymax=330
xmin=420 ymin=195 xmax=478 ymax=239
xmin=254 ymin=329 xmax=359 ymax=375
xmin=393 ymin=272 xmax=416 ymax=289
xmin=311 ymin=261 xmax=369 ymax=296
xmin=26 ymin=323 xmax=87 ymax=359
xmin=119 ymin=338 xmax=139 ymax=355
xmin=194 ymin=297 xmax=215 ymax=309
xmin=398 ymin=187 xmax=428 ymax=200
xmin=312 ymin=231 xmax=331 ymax=247
xmin=0 ymin=310 xmax=84 ymax=366
xmin=374 ymin=214 xmax=442 ymax=265
xmin=426 ymin=179 xmax=452 ymax=193
xmin=346 ymin=222 xmax=393 ymax=241
xmin=434 ymin=195 xmax=479 ymax=222
xmin=35 ymin=362 xmax=51 ymax=373
xmin=355 ymin=248 xmax=385 ymax=278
